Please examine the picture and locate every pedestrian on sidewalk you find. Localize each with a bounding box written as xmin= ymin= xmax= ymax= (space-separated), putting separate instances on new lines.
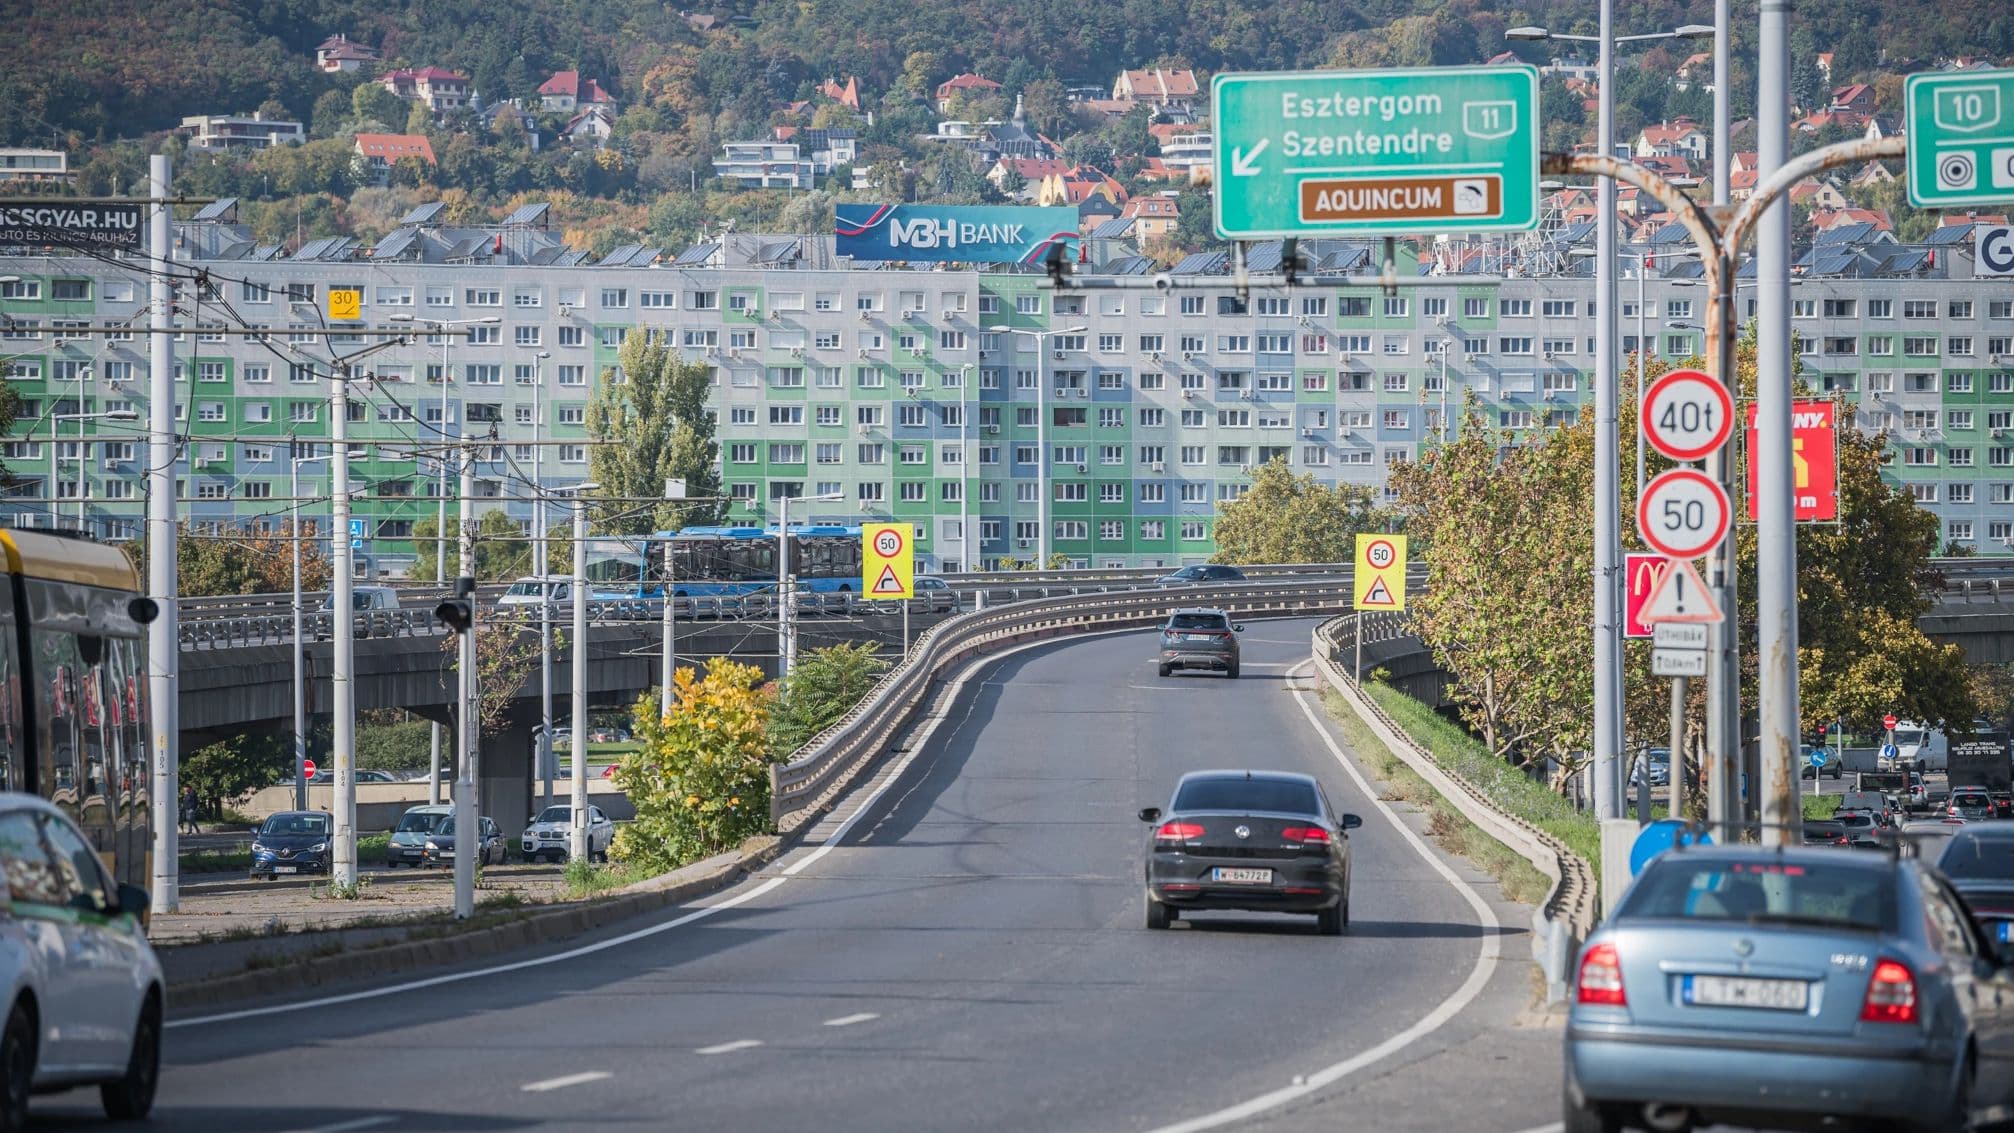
xmin=180 ymin=786 xmax=200 ymax=836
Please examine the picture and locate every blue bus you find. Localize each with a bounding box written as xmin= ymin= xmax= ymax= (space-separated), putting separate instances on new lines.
xmin=600 ymin=525 xmax=867 ymax=598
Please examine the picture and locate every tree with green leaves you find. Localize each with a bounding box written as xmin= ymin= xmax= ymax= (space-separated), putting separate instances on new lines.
xmin=183 ymin=731 xmax=290 ymax=818
xmin=1208 ymin=458 xmax=1388 ymax=565
xmin=612 ymin=657 xmax=773 ymax=872
xmin=586 ymin=328 xmax=722 ymax=535
xmin=121 ymin=522 xmax=330 ymax=596
xmin=769 ymin=642 xmax=889 ymax=759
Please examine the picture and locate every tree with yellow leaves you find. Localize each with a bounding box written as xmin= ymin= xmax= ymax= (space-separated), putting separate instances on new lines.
xmin=611 ymin=657 xmax=773 ymax=872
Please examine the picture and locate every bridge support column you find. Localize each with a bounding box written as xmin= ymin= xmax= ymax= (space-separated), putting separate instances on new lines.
xmin=481 ymin=718 xmax=537 ymax=841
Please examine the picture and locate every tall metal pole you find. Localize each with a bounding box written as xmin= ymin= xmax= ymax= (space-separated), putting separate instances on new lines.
xmin=962 ymin=363 xmax=973 ymax=571
xmin=1670 ymin=675 xmax=1689 ymax=824
xmin=1713 ymin=0 xmax=1731 ymax=206
xmin=659 ymin=540 xmax=675 ymax=717
xmin=1755 ymin=0 xmax=1800 ymax=846
xmin=1035 ymin=336 xmax=1050 ymax=567
xmin=436 ymin=329 xmax=452 ymax=584
xmin=1591 ymin=0 xmax=1623 ymax=821
xmin=291 ymin=456 xmax=311 ymax=812
xmin=569 ymin=492 xmax=590 ymax=863
xmin=428 ymin=723 xmax=441 ymax=807
xmin=1705 ymin=256 xmax=1741 ymax=838
xmin=537 ymin=401 xmax=554 ymax=812
xmin=145 ymin=153 xmax=179 ymax=915
xmin=329 ymin=360 xmax=357 ymax=887
xmin=452 ymin=575 xmax=477 ymax=920
xmin=1635 ymin=262 xmax=1647 ymax=497
xmin=778 ymin=494 xmax=794 ymax=679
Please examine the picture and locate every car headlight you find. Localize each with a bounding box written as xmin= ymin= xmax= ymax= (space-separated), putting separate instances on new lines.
xmin=252 ymin=842 xmax=268 ymax=854
xmin=426 ymin=841 xmax=440 ymax=851
xmin=310 ymin=842 xmax=328 ymax=853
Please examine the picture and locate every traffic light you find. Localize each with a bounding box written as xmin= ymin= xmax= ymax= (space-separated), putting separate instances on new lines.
xmin=434 ymin=598 xmax=472 ymax=633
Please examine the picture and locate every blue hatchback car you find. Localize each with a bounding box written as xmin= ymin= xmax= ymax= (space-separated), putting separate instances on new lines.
xmin=1564 ymin=843 xmax=2014 ymax=1132
xmin=249 ymin=810 xmax=334 ymax=878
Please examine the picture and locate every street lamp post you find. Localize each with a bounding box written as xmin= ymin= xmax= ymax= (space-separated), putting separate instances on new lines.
xmin=776 ymin=491 xmax=842 ymax=680
xmin=531 ymin=350 xmax=554 ymax=811
xmin=987 ymin=324 xmax=1087 ymax=567
xmin=290 ymin=450 xmax=326 ymax=812
xmin=560 ymin=482 xmax=600 ymax=864
xmin=1506 ymin=21 xmax=1713 ymax=825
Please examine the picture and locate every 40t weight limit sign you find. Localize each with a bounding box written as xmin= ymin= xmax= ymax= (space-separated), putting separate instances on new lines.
xmin=1643 ymin=368 xmax=1734 ymax=462
xmin=1637 ymin=468 xmax=1731 ymax=560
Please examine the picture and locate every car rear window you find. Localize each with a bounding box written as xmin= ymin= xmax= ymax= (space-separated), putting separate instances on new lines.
xmin=1173 ymin=778 xmax=1319 ymax=815
xmin=1168 ymin=614 xmax=1228 ymax=631
xmin=1939 ymin=833 xmax=2014 ymax=880
xmin=1621 ymin=858 xmax=1893 ymax=931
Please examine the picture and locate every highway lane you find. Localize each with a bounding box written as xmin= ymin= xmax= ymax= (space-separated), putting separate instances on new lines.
xmin=74 ymin=620 xmax=1554 ymax=1132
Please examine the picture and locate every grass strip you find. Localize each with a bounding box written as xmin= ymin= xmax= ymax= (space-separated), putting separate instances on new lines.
xmin=1321 ymin=689 xmax=1553 ymax=906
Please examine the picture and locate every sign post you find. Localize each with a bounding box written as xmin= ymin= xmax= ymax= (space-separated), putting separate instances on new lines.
xmin=1212 ymin=66 xmax=1539 ymax=239
xmin=1351 ymin=534 xmax=1408 ymax=679
xmin=862 ymin=522 xmax=915 ymax=656
xmin=1905 ymin=69 xmax=2014 ymax=210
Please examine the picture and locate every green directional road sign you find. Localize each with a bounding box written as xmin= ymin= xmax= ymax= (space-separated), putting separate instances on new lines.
xmin=1906 ymin=68 xmax=2014 ymax=209
xmin=1212 ymin=65 xmax=1540 ymax=240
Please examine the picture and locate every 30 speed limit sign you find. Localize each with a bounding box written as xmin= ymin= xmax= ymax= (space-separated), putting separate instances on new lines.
xmin=1637 ymin=468 xmax=1731 ymax=559
xmin=1642 ymin=368 xmax=1734 ymax=462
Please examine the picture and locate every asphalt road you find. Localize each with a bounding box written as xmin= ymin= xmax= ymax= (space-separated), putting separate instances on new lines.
xmin=69 ymin=621 xmax=1564 ymax=1132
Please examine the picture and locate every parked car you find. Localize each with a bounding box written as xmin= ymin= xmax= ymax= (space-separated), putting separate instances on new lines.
xmin=386 ymin=804 xmax=451 ymax=868
xmin=422 ymin=815 xmax=507 ymax=868
xmin=1156 ymin=608 xmax=1243 ymax=678
xmin=323 ymin=585 xmax=402 ymax=612
xmin=307 ymin=768 xmax=398 ymax=784
xmin=0 ymin=794 xmax=162 ymax=1126
xmin=914 ymin=575 xmax=958 ymax=612
xmin=1155 ymin=563 xmax=1247 ymax=586
xmin=521 ymin=804 xmax=614 ymax=863
xmin=1799 ymin=745 xmax=1843 ymax=780
xmin=1563 ymin=843 xmax=2014 ymax=1132
xmin=249 ymin=810 xmax=334 ymax=878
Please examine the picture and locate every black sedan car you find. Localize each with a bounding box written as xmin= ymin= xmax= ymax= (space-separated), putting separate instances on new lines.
xmin=1156 ymin=563 xmax=1247 ymax=586
xmin=1938 ymin=823 xmax=2014 ymax=946
xmin=422 ymin=815 xmax=508 ymax=868
xmin=1139 ymin=770 xmax=1360 ymax=934
xmin=249 ymin=810 xmax=334 ymax=878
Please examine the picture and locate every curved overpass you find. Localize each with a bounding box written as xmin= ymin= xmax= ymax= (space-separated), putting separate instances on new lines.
xmin=126 ymin=620 xmax=1559 ymax=1132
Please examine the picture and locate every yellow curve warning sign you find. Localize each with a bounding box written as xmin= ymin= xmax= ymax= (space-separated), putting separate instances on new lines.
xmin=862 ymin=522 xmax=914 ymax=600
xmin=1353 ymin=534 xmax=1408 ymax=611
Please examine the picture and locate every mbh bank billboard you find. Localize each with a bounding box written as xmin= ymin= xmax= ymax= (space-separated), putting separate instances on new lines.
xmin=835 ymin=204 xmax=1079 ymax=263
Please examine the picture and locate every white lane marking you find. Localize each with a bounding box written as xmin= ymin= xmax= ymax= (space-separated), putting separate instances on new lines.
xmin=171 ymin=633 xmax=1081 ymax=1029
xmin=1507 ymin=1124 xmax=1563 ymax=1133
xmin=822 ymin=1012 xmax=879 ymax=1027
xmin=1141 ymin=662 xmax=1504 ymax=1133
xmin=695 ymin=1038 xmax=763 ymax=1055
xmin=520 ymin=1071 xmax=612 ymax=1093
xmin=279 ymin=1118 xmax=395 ymax=1133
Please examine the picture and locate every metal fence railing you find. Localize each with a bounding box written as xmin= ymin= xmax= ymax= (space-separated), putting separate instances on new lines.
xmin=1311 ymin=612 xmax=1598 ymax=1003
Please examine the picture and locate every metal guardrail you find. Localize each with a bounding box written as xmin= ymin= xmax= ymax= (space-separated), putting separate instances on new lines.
xmin=1311 ymin=612 xmax=1597 ymax=1003
xmin=768 ymin=579 xmax=1357 ymax=825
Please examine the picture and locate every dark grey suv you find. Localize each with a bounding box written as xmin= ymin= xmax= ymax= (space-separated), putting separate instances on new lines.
xmin=1158 ymin=608 xmax=1243 ymax=677
xmin=1157 ymin=563 xmax=1247 ymax=585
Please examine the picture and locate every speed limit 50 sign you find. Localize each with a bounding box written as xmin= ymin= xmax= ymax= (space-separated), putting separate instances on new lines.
xmin=1637 ymin=468 xmax=1731 ymax=560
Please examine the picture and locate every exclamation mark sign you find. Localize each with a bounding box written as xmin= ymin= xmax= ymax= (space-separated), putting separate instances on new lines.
xmin=1671 ymin=571 xmax=1686 ymax=614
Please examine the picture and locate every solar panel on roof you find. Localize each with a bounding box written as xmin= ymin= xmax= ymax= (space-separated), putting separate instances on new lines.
xmin=445 ymin=235 xmax=487 ymax=259
xmin=1556 ymin=221 xmax=1595 ymax=243
xmin=527 ymin=247 xmax=563 ymax=266
xmin=1925 ymin=224 xmax=1973 ymax=245
xmin=319 ymin=237 xmax=358 ymax=261
xmin=191 ymin=198 xmax=237 ymax=222
xmin=401 ymin=201 xmax=446 ymax=226
xmin=597 ymin=244 xmax=642 ymax=266
xmin=1106 ymin=256 xmax=1155 ymax=275
xmin=671 ymin=242 xmax=718 ymax=266
xmin=1650 ymin=223 xmax=1690 ymax=245
xmin=1666 ymin=260 xmax=1706 ymax=279
xmin=1091 ymin=218 xmax=1133 ymax=239
xmin=555 ymin=250 xmax=591 ymax=266
xmin=1881 ymin=248 xmax=1927 ymax=274
xmin=1735 ymin=259 xmax=1758 ymax=278
xmin=633 ymin=247 xmax=663 ymax=266
xmin=503 ymin=202 xmax=550 ymax=227
xmin=251 ymin=245 xmax=283 ymax=261
xmin=1172 ymin=251 xmax=1227 ymax=275
xmin=757 ymin=238 xmax=801 ymax=263
xmin=1245 ymin=244 xmax=1283 ymax=272
xmin=290 ymin=237 xmax=335 ymax=260
xmin=1810 ymin=249 xmax=1859 ymax=275
xmin=213 ymin=239 xmax=252 ymax=260
xmin=373 ymin=229 xmax=419 ymax=260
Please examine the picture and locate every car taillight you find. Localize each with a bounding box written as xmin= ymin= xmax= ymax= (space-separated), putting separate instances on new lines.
xmin=1155 ymin=822 xmax=1205 ymax=842
xmin=1860 ymin=959 xmax=1917 ymax=1023
xmin=1576 ymin=943 xmax=1627 ymax=1007
xmin=1280 ymin=826 xmax=1331 ymax=844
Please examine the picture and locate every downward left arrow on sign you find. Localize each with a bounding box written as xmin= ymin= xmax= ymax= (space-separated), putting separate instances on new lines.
xmin=1231 ymin=138 xmax=1269 ymax=177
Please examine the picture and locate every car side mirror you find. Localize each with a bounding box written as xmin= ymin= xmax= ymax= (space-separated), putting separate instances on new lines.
xmin=1340 ymin=814 xmax=1364 ymax=830
xmin=1233 ymin=624 xmax=1245 ymax=633
xmin=115 ymin=883 xmax=148 ymax=918
xmin=1139 ymin=807 xmax=1162 ymax=823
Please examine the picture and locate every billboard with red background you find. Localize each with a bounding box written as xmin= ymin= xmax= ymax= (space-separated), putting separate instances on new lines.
xmin=1744 ymin=400 xmax=1838 ymax=522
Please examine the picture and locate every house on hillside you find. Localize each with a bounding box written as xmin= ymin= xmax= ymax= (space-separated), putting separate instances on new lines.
xmin=1810 ymin=207 xmax=1893 ymax=234
xmin=181 ymin=113 xmax=305 ymax=151
xmin=381 ymin=67 xmax=471 ymax=114
xmin=1850 ymin=162 xmax=1897 ymax=188
xmin=818 ymin=76 xmax=861 ymax=111
xmin=538 ymin=71 xmax=615 ymax=113
xmin=0 ymin=150 xmax=70 ymax=182
xmin=1787 ymin=178 xmax=1849 ymax=212
xmin=484 ymin=103 xmax=540 ymax=151
xmin=1077 ymin=194 xmax=1122 ymax=230
xmin=1113 ymin=68 xmax=1201 ymax=116
xmin=315 ymin=34 xmax=376 ymax=74
xmin=1829 ymin=83 xmax=1877 ymax=115
xmin=1120 ymin=195 xmax=1180 ymax=239
xmin=1541 ymin=56 xmax=1597 ymax=81
xmin=713 ymin=141 xmax=817 ymax=189
xmin=352 ymin=133 xmax=437 ymax=184
xmin=563 ymin=107 xmax=616 ymax=148
xmin=1635 ymin=118 xmax=1707 ymax=163
xmin=1674 ymin=52 xmax=1712 ymax=91
xmin=987 ymin=156 xmax=1068 ymax=197
xmin=1794 ymin=108 xmax=1873 ymax=135
xmin=934 ymin=73 xmax=1001 ymax=113
xmin=774 ymin=127 xmax=858 ymax=169
xmin=1036 ymin=165 xmax=1127 ymax=209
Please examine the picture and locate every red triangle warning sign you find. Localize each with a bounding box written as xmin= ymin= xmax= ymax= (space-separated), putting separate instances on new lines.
xmin=1638 ymin=557 xmax=1722 ymax=624
xmin=870 ymin=563 xmax=907 ymax=595
xmin=1360 ymin=576 xmax=1397 ymax=607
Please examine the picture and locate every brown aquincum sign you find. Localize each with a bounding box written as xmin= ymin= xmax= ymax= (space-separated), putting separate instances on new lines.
xmin=1299 ymin=174 xmax=1503 ymax=224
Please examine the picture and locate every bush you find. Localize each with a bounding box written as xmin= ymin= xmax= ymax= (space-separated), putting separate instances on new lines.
xmin=355 ymin=719 xmax=434 ymax=773
xmin=610 ymin=657 xmax=773 ymax=874
xmin=769 ymin=642 xmax=889 ymax=759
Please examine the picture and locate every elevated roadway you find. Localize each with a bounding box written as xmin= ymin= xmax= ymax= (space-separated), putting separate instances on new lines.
xmin=120 ymin=620 xmax=1561 ymax=1132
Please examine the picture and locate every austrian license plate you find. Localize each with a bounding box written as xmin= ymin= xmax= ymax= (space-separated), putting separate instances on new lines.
xmin=273 ymin=865 xmax=298 ymax=874
xmin=1684 ymin=974 xmax=1808 ymax=1011
xmin=1211 ymin=867 xmax=1272 ymax=884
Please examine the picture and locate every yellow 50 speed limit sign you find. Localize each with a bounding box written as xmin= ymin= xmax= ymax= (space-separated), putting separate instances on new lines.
xmin=862 ymin=522 xmax=914 ymax=600
xmin=1353 ymin=533 xmax=1407 ymax=610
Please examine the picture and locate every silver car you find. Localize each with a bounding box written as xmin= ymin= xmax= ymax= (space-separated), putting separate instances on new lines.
xmin=1564 ymin=843 xmax=2013 ymax=1132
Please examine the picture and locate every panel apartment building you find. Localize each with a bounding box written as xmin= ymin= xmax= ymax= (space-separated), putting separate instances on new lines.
xmin=0 ymin=201 xmax=2008 ymax=575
